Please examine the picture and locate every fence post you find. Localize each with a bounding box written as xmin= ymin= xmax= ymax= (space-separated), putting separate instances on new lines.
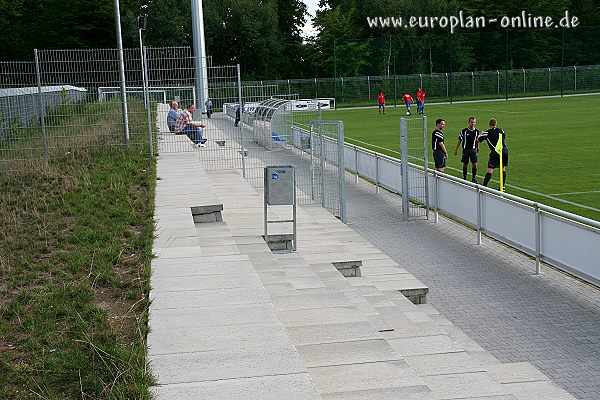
xmin=574 ymin=66 xmax=577 ymax=92
xmin=434 ymin=172 xmax=439 ymax=223
xmin=143 ymin=47 xmax=154 ymax=157
xmin=354 ymin=146 xmax=359 ymax=183
xmin=34 ymin=49 xmax=49 ymax=162
xmin=420 ymin=73 xmax=423 ymax=89
xmin=400 ymin=118 xmax=409 ymax=221
xmin=367 ymin=76 xmax=371 ymax=102
xmin=237 ymin=64 xmax=246 ymax=178
xmin=114 ymin=0 xmax=130 ymax=147
xmin=445 ymin=72 xmax=449 ymax=98
xmin=375 ymin=153 xmax=379 ymax=194
xmin=338 ymin=121 xmax=347 ymax=223
xmin=548 ymin=67 xmax=551 ymax=92
xmin=535 ymin=203 xmax=541 ymax=274
xmin=476 ymin=187 xmax=482 ymax=244
xmin=287 ymin=79 xmax=291 ymax=95
xmin=497 ymin=70 xmax=500 ymax=95
xmin=523 ymin=68 xmax=526 ymax=93
xmin=423 ymin=116 xmax=429 ymax=220
xmin=314 ymin=77 xmax=318 ymax=98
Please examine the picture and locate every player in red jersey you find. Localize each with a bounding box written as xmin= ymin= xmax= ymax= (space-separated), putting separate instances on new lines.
xmin=416 ymin=87 xmax=426 ymax=115
xmin=377 ymin=91 xmax=385 ymax=115
xmin=402 ymin=93 xmax=413 ymax=115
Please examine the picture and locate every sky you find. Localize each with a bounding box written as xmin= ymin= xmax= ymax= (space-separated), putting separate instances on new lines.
xmin=301 ymin=0 xmax=320 ymax=37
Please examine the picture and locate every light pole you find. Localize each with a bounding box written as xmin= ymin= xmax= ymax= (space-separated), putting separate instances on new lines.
xmin=114 ymin=0 xmax=129 ymax=146
xmin=137 ymin=14 xmax=149 ymax=109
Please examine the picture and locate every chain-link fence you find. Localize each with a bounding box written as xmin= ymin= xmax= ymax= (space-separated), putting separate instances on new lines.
xmin=246 ymin=28 xmax=600 ymax=107
xmin=247 ymin=64 xmax=600 ymax=108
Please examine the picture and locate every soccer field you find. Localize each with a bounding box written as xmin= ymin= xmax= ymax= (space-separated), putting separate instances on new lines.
xmin=325 ymin=94 xmax=600 ymax=222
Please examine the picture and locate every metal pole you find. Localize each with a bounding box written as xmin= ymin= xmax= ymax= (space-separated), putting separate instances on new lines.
xmin=338 ymin=121 xmax=347 ymax=223
xmin=497 ymin=70 xmax=500 ymax=94
xmin=367 ymin=76 xmax=371 ymax=102
xmin=138 ymin=24 xmax=148 ymax=109
xmin=354 ymin=146 xmax=359 ymax=183
xmin=34 ymin=49 xmax=49 ymax=162
xmin=472 ymin=71 xmax=475 ymax=96
xmin=333 ymin=37 xmax=337 ymax=104
xmin=476 ymin=188 xmax=482 ymax=244
xmin=561 ymin=28 xmax=565 ymax=98
xmin=420 ymin=73 xmax=423 ymax=89
xmin=320 ymin=124 xmax=325 ymax=208
xmin=434 ymin=172 xmax=439 ymax=223
xmin=574 ymin=66 xmax=577 ymax=92
xmin=191 ymin=0 xmax=208 ymax=115
xmin=445 ymin=73 xmax=449 ymax=98
xmin=310 ymin=124 xmax=315 ymax=200
xmin=548 ymin=67 xmax=551 ymax=92
xmin=505 ymin=28 xmax=509 ymax=101
xmin=144 ymin=47 xmax=154 ymax=157
xmin=423 ymin=116 xmax=429 ymax=219
xmin=293 ymin=168 xmax=297 ymax=251
xmin=114 ymin=0 xmax=130 ymax=146
xmin=400 ymin=118 xmax=409 ymax=221
xmin=237 ymin=64 xmax=246 ymax=178
xmin=535 ymin=203 xmax=541 ymax=274
xmin=523 ymin=68 xmax=526 ymax=93
xmin=375 ymin=153 xmax=380 ymax=194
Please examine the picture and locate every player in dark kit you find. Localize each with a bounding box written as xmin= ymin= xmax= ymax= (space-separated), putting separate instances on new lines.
xmin=478 ymin=118 xmax=509 ymax=189
xmin=453 ymin=116 xmax=480 ymax=183
xmin=431 ymin=118 xmax=448 ymax=172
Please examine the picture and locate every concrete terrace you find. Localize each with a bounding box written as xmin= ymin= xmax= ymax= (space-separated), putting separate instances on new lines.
xmin=146 ymin=120 xmax=583 ymax=398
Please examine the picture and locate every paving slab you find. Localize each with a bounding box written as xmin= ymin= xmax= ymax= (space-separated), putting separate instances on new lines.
xmin=502 ymin=381 xmax=578 ymax=400
xmin=321 ymin=386 xmax=434 ymax=400
xmin=148 ymin=303 xmax=280 ymax=330
xmin=151 ymin=373 xmax=321 ymax=400
xmin=152 ymin=259 xmax=255 ymax=278
xmin=387 ymin=335 xmax=465 ymax=357
xmin=484 ymin=362 xmax=550 ymax=384
xmin=403 ymin=351 xmax=485 ymax=376
xmin=287 ymin=321 xmax=382 ymax=346
xmin=307 ymin=360 xmax=425 ymax=394
xmin=148 ymin=323 xmax=291 ymax=355
xmin=296 ymin=339 xmax=400 ymax=367
xmin=151 ymin=273 xmax=262 ymax=292
xmin=422 ymin=372 xmax=512 ymax=399
xmin=150 ymin=345 xmax=307 ymax=384
xmin=279 ymin=307 xmax=368 ymax=327
xmin=150 ymin=287 xmax=271 ymax=309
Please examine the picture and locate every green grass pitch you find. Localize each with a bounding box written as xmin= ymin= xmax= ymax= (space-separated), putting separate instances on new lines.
xmin=325 ymin=94 xmax=600 ymax=221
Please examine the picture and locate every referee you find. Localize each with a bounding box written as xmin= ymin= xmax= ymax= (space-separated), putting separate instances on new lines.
xmin=478 ymin=118 xmax=509 ymax=189
xmin=431 ymin=118 xmax=448 ymax=172
xmin=453 ymin=116 xmax=480 ymax=183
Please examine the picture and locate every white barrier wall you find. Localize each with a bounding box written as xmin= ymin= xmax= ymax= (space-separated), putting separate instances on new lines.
xmin=344 ymin=143 xmax=600 ymax=287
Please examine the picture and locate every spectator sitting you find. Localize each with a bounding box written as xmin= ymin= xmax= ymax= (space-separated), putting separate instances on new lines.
xmin=205 ymin=98 xmax=213 ymax=118
xmin=167 ymin=101 xmax=180 ymax=132
xmin=234 ymin=104 xmax=241 ymax=127
xmin=174 ymin=103 xmax=207 ymax=147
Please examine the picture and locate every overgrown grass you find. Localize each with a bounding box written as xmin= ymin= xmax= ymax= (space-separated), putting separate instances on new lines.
xmin=0 ymin=125 xmax=155 ymax=396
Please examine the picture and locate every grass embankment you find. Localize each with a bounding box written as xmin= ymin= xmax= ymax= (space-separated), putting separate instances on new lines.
xmin=0 ymin=101 xmax=155 ymax=398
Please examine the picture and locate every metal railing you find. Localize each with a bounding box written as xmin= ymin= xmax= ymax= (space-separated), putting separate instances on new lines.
xmin=343 ymin=141 xmax=600 ymax=286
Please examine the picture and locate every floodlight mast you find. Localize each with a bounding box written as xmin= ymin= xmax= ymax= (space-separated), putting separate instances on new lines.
xmin=114 ymin=0 xmax=130 ymax=146
xmin=191 ymin=0 xmax=209 ymax=117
